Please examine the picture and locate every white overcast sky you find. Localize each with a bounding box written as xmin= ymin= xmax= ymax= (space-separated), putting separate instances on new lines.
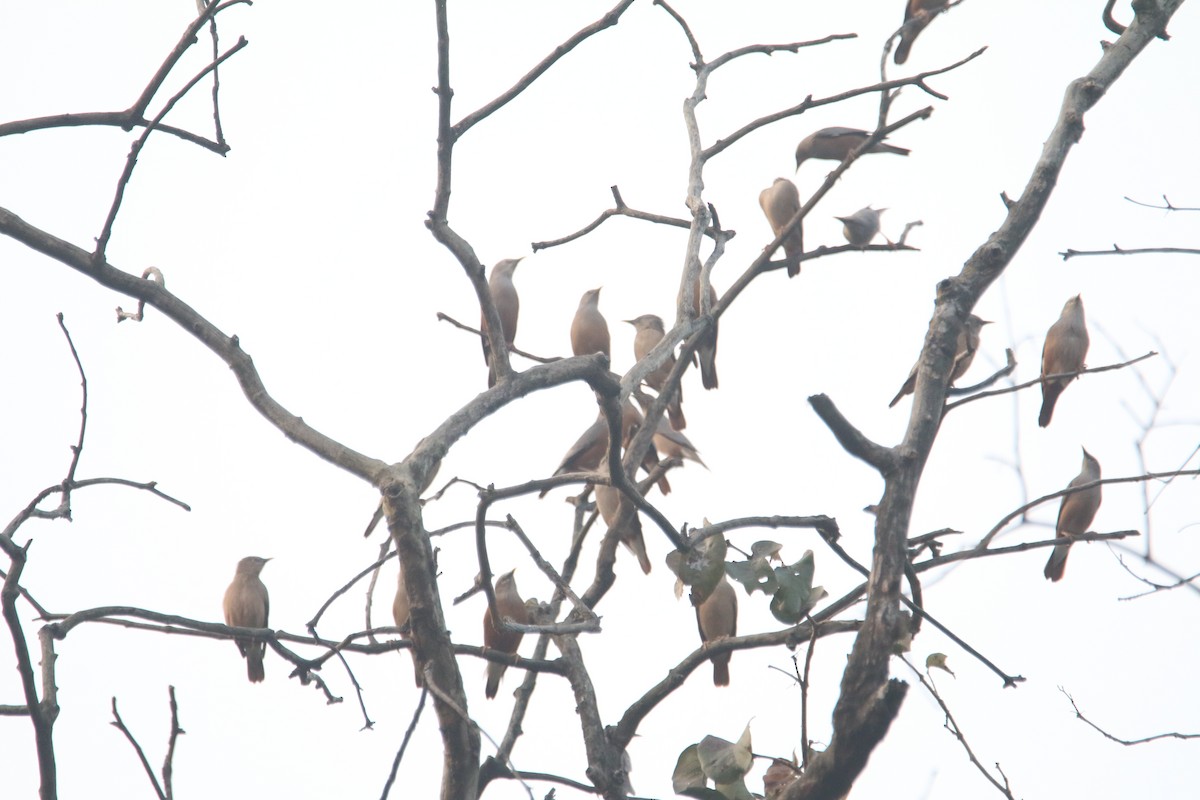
xmin=2 ymin=2 xmax=1199 ymax=799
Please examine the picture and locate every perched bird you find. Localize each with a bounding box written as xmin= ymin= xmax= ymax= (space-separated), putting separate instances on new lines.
xmin=1044 ymin=449 xmax=1102 ymax=582
xmin=595 ymin=464 xmax=653 ymax=575
xmin=481 ymin=258 xmax=522 ymax=387
xmin=758 ymin=178 xmax=804 ymax=276
xmin=223 ymin=556 xmax=271 ymax=684
xmin=691 ymin=275 xmax=719 ymax=390
xmin=763 ymin=759 xmax=800 ymax=800
xmin=694 ymin=576 xmax=737 ymax=686
xmin=626 ymin=314 xmax=686 ymax=430
xmin=890 ymin=314 xmax=990 ymax=407
xmin=1039 ymin=295 xmax=1089 ymax=428
xmin=542 ymin=402 xmax=669 ymax=496
xmin=652 ymin=416 xmax=706 ymax=468
xmin=393 ymin=566 xmax=423 ymax=687
xmin=895 ymin=0 xmax=949 ymax=65
xmin=571 ymin=287 xmax=610 ymax=358
xmin=794 ymin=127 xmax=910 ymax=169
xmin=836 ymin=206 xmax=886 ymax=247
xmin=483 ymin=570 xmax=529 ymax=698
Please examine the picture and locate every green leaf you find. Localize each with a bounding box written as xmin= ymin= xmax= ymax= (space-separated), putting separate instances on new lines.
xmin=767 ymin=551 xmax=827 ymax=624
xmin=667 ymin=531 xmax=728 ymax=601
xmin=725 ymin=554 xmax=778 ymax=596
xmin=672 ymin=744 xmax=707 ymax=793
xmin=713 ymin=778 xmax=756 ymax=800
xmin=926 ymin=652 xmax=955 ymax=676
xmin=749 ymin=540 xmax=783 ymax=561
xmin=697 ymin=729 xmax=753 ymax=785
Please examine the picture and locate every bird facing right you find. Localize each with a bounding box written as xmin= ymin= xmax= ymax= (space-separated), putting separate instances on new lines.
xmin=481 ymin=258 xmax=522 ymax=387
xmin=626 ymin=314 xmax=686 ymax=430
xmin=1044 ymin=449 xmax=1102 ymax=582
xmin=571 ymin=287 xmax=611 ymax=358
xmin=223 ymin=556 xmax=271 ymax=684
xmin=483 ymin=570 xmax=529 ymax=698
xmin=1039 ymin=295 xmax=1089 ymax=428
xmin=889 ymin=314 xmax=990 ymax=407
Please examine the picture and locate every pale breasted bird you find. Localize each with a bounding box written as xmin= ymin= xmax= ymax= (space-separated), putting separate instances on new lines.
xmin=758 ymin=178 xmax=804 ymax=277
xmin=571 ymin=287 xmax=610 ymax=358
xmin=483 ymin=570 xmax=529 ymax=698
xmin=890 ymin=314 xmax=990 ymax=407
xmin=393 ymin=566 xmax=423 ymax=687
xmin=626 ymin=314 xmax=686 ymax=430
xmin=595 ymin=463 xmax=653 ymax=575
xmin=542 ymin=401 xmax=669 ymax=497
xmin=1044 ymin=449 xmax=1102 ymax=582
xmin=1039 ymin=295 xmax=1089 ymax=428
xmin=482 ymin=258 xmax=522 ymax=387
xmin=894 ymin=0 xmax=949 ymax=65
xmin=694 ymin=575 xmax=737 ymax=686
xmin=691 ymin=274 xmax=719 ymax=390
xmin=794 ymin=127 xmax=910 ymax=169
xmin=223 ymin=556 xmax=271 ymax=684
xmin=836 ymin=206 xmax=886 ymax=247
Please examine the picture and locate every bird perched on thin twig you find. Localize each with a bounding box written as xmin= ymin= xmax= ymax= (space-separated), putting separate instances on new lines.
xmin=794 ymin=127 xmax=910 ymax=169
xmin=691 ymin=274 xmax=719 ymax=390
xmin=596 ymin=455 xmax=653 ymax=575
xmin=694 ymin=575 xmax=737 ymax=686
xmin=1039 ymin=295 xmax=1089 ymax=428
xmin=481 ymin=258 xmax=522 ymax=387
xmin=894 ymin=0 xmax=950 ymax=65
xmin=1044 ymin=449 xmax=1102 ymax=582
xmin=890 ymin=315 xmax=990 ymax=407
xmin=571 ymin=287 xmax=610 ymax=358
xmin=483 ymin=570 xmax=529 ymax=698
xmin=223 ymin=556 xmax=271 ymax=684
xmin=836 ymin=206 xmax=887 ymax=247
xmin=758 ymin=178 xmax=804 ymax=276
xmin=627 ymin=314 xmax=686 ymax=430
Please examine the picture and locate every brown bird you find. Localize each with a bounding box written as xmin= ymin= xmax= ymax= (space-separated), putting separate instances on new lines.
xmin=595 ymin=465 xmax=653 ymax=575
xmin=763 ymin=759 xmax=800 ymax=800
xmin=571 ymin=287 xmax=610 ymax=358
xmin=542 ymin=402 xmax=669 ymax=496
xmin=627 ymin=314 xmax=686 ymax=430
xmin=483 ymin=570 xmax=529 ymax=698
xmin=895 ymin=0 xmax=949 ymax=65
xmin=393 ymin=566 xmax=424 ymax=687
xmin=836 ymin=206 xmax=886 ymax=247
xmin=890 ymin=314 xmax=990 ymax=407
xmin=652 ymin=416 xmax=706 ymax=468
xmin=1044 ymin=449 xmax=1102 ymax=582
xmin=694 ymin=575 xmax=737 ymax=686
xmin=1039 ymin=295 xmax=1089 ymax=428
xmin=481 ymin=258 xmax=522 ymax=387
xmin=794 ymin=127 xmax=910 ymax=169
xmin=223 ymin=556 xmax=271 ymax=684
xmin=758 ymin=178 xmax=804 ymax=277
xmin=691 ymin=274 xmax=719 ymax=390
